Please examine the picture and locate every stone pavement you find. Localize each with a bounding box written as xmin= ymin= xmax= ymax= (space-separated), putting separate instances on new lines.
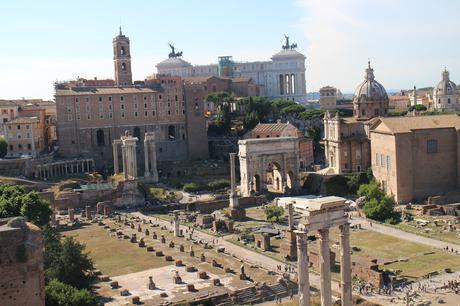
xmin=350 ymin=216 xmax=460 ymax=253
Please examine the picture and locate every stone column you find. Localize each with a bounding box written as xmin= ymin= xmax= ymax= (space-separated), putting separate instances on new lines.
xmin=173 ymin=212 xmax=180 ymax=237
xmin=318 ymin=228 xmax=332 ymax=306
xmin=68 ymin=208 xmax=75 ymax=222
xmin=150 ymin=142 xmax=159 ymax=182
xmin=296 ymin=231 xmax=310 ymax=306
xmin=339 ymin=223 xmax=352 ymax=306
xmin=287 ymin=203 xmax=294 ymax=230
xmin=229 ymin=152 xmax=239 ymax=208
xmin=112 ymin=141 xmax=120 ymax=175
xmin=132 ymin=144 xmax=137 ymax=178
xmin=144 ymin=138 xmax=150 ymax=177
xmin=122 ymin=145 xmax=128 ymax=179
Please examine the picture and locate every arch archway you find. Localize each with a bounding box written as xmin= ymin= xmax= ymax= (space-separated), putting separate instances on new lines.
xmin=252 ymin=174 xmax=261 ymax=193
xmin=286 ymin=171 xmax=294 ymax=190
xmin=96 ymin=129 xmax=105 ymax=146
xmin=266 ymin=162 xmax=283 ymax=193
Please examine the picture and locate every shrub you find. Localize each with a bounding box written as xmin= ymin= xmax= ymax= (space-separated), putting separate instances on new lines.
xmin=207 ymin=179 xmax=230 ymax=191
xmin=45 ymin=279 xmax=97 ymax=306
xmin=182 ymin=183 xmax=203 ymax=193
xmin=362 ymin=196 xmax=395 ymax=222
xmin=347 ymin=172 xmax=370 ymax=194
xmin=264 ymin=205 xmax=284 ymax=222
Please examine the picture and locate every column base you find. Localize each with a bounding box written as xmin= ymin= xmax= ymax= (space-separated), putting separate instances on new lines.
xmin=228 ymin=207 xmax=246 ymax=220
xmin=280 ymin=230 xmax=297 ymax=260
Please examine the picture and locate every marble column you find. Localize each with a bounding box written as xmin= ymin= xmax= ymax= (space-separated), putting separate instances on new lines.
xmin=296 ymin=231 xmax=310 ymax=306
xmin=229 ymin=152 xmax=239 ymax=208
xmin=339 ymin=223 xmax=352 ymax=306
xmin=122 ymin=145 xmax=128 ymax=179
xmin=319 ymin=228 xmax=332 ymax=306
xmin=113 ymin=142 xmax=119 ymax=174
xmin=150 ymin=142 xmax=158 ymax=182
xmin=144 ymin=139 xmax=150 ymax=177
xmin=173 ymin=212 xmax=180 ymax=237
xmin=132 ymin=144 xmax=137 ymax=178
xmin=287 ymin=203 xmax=294 ymax=230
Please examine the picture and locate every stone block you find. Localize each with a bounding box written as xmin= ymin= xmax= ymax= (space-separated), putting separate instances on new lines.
xmin=132 ymin=296 xmax=140 ymax=304
xmin=155 ymin=251 xmax=164 ymax=257
xmin=186 ymin=284 xmax=195 ymax=292
xmin=165 ymin=255 xmax=174 ymax=261
xmin=175 ymin=260 xmax=183 ymax=266
xmin=186 ymin=266 xmax=196 ymax=272
xmin=197 ymin=271 xmax=208 ymax=279
xmin=146 ymin=246 xmax=154 ymax=252
xmin=120 ymin=289 xmax=129 ymax=296
xmin=110 ymin=281 xmax=119 ymax=289
xmin=213 ymin=278 xmax=221 ymax=286
xmin=179 ymin=244 xmax=184 ymax=252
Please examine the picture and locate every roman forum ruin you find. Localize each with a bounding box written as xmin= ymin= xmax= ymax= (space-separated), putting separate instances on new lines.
xmin=296 ymin=196 xmax=352 ymax=306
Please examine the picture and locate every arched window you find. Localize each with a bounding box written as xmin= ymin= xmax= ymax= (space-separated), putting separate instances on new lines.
xmin=133 ymin=127 xmax=141 ymax=140
xmin=291 ymin=74 xmax=295 ymax=94
xmin=279 ymin=74 xmax=284 ymax=95
xmin=121 ymin=63 xmax=126 ymax=71
xmin=96 ymin=129 xmax=105 ymax=146
xmin=120 ymin=46 xmax=125 ymax=55
xmin=448 ymin=98 xmax=451 ymax=104
xmin=168 ymin=125 xmax=176 ymax=140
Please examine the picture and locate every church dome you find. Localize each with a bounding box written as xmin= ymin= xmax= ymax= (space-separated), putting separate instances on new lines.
xmin=434 ymin=69 xmax=457 ymax=96
xmin=353 ymin=62 xmax=388 ymax=101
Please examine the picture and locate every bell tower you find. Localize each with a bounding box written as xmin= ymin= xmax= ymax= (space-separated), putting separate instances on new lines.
xmin=113 ymin=27 xmax=132 ymax=86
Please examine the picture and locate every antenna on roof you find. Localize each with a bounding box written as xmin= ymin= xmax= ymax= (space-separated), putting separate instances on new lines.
xmin=119 ymin=17 xmax=122 ymax=35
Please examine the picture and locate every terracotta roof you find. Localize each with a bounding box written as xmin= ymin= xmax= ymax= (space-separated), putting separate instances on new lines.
xmin=245 ymin=122 xmax=302 ymax=138
xmin=55 ymin=87 xmax=157 ymax=96
xmin=373 ymin=114 xmax=460 ymax=134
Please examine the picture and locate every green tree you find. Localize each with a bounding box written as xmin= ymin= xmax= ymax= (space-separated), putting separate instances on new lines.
xmin=45 ymin=279 xmax=97 ymax=306
xmin=45 ymin=234 xmax=94 ymax=289
xmin=281 ymin=104 xmax=306 ymax=115
xmin=271 ymin=99 xmax=297 ymax=111
xmin=0 ymin=185 xmax=52 ymax=227
xmin=264 ymin=205 xmax=284 ymax=222
xmin=357 ymin=181 xmax=384 ymax=202
xmin=0 ymin=137 xmax=7 ymax=158
xmin=205 ymin=91 xmax=231 ymax=106
xmin=347 ymin=172 xmax=370 ymax=194
xmin=243 ymin=110 xmax=260 ymax=131
xmin=216 ymin=104 xmax=232 ymax=134
xmin=245 ymin=96 xmax=273 ymax=121
xmin=362 ymin=196 xmax=395 ymax=222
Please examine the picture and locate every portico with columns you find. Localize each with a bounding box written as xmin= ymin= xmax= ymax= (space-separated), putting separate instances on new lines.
xmin=35 ymin=158 xmax=94 ymax=179
xmin=295 ymin=196 xmax=352 ymax=306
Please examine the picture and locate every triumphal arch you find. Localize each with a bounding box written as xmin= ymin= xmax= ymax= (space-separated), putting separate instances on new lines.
xmin=238 ymin=137 xmax=300 ymax=196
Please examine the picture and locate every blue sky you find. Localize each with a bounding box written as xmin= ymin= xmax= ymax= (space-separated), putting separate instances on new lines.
xmin=1 ymin=0 xmax=459 ymax=99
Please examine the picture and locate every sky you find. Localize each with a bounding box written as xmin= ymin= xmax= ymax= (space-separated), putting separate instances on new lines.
xmin=1 ymin=0 xmax=459 ymax=100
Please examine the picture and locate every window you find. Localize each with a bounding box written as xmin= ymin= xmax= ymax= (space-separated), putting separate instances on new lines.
xmin=427 ymin=139 xmax=438 ymax=153
xmin=27 ymin=144 xmax=31 ymax=150
xmin=121 ymin=112 xmax=125 ymax=118
xmin=134 ymin=103 xmax=138 ymax=109
xmin=96 ymin=129 xmax=105 ymax=146
xmin=144 ymin=111 xmax=148 ymax=117
xmin=120 ymin=104 xmax=125 ymax=110
xmin=99 ymin=97 xmax=103 ymax=102
xmin=376 ymin=153 xmax=379 ymax=166
xmin=120 ymin=96 xmax=124 ymax=102
xmin=9 ymin=145 xmax=13 ymax=150
xmin=380 ymin=154 xmax=385 ymax=167
xmin=144 ymin=103 xmax=147 ymax=109
xmin=134 ymin=112 xmax=138 ymax=117
xmin=68 ymin=114 xmax=72 ymax=121
xmin=26 ymin=125 xmax=30 ymax=129
xmin=386 ymin=155 xmax=390 ymax=170
xmin=108 ymin=96 xmax=112 ymax=102
xmin=109 ymin=112 xmax=113 ymax=119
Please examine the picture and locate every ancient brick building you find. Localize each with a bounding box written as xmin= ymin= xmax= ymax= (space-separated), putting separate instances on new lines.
xmin=0 ymin=217 xmax=45 ymax=306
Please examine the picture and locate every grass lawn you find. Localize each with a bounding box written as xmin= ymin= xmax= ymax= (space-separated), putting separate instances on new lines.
xmin=62 ymin=223 xmax=171 ymax=276
xmin=392 ymin=220 xmax=460 ymax=246
xmin=337 ymin=229 xmax=460 ymax=279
